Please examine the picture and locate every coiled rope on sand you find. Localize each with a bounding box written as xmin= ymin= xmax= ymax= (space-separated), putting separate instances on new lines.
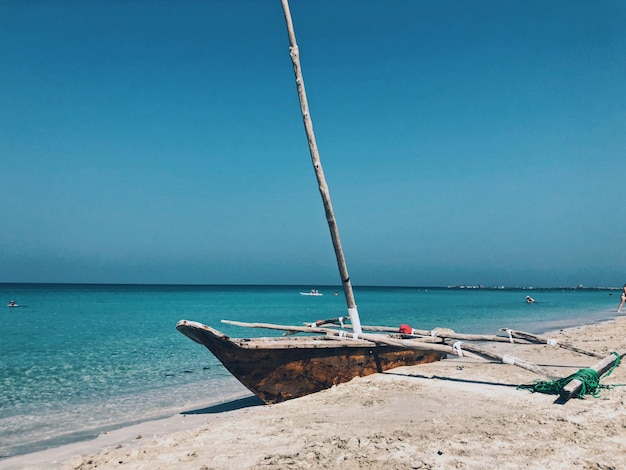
xmin=518 ymin=352 xmax=623 ymax=398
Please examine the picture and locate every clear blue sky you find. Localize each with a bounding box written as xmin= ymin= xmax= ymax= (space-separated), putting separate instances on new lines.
xmin=1 ymin=1 xmax=624 ymax=287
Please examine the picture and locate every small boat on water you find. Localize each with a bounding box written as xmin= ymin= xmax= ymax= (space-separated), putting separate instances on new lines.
xmin=300 ymin=289 xmax=323 ymax=296
xmin=7 ymin=300 xmax=18 ymax=308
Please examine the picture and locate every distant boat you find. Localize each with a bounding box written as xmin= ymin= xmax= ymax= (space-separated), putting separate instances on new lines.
xmin=7 ymin=300 xmax=18 ymax=308
xmin=300 ymin=290 xmax=323 ymax=296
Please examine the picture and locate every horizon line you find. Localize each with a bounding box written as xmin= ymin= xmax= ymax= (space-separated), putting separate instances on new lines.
xmin=0 ymin=282 xmax=620 ymax=290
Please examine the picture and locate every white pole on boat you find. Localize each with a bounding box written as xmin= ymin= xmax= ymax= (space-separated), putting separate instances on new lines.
xmin=280 ymin=0 xmax=362 ymax=336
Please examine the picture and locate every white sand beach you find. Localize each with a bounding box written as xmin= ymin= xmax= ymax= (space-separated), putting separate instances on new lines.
xmin=2 ymin=317 xmax=625 ymax=470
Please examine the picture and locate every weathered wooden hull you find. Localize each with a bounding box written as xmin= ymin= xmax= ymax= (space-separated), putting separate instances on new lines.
xmin=176 ymin=320 xmax=444 ymax=404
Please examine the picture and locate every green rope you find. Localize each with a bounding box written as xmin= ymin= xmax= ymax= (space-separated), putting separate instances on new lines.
xmin=517 ymin=352 xmax=623 ymax=399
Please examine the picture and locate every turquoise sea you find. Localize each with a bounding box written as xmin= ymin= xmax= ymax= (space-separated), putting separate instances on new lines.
xmin=0 ymin=283 xmax=621 ymax=460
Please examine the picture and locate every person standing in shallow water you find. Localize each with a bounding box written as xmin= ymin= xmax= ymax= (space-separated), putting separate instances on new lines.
xmin=618 ymin=284 xmax=626 ymax=313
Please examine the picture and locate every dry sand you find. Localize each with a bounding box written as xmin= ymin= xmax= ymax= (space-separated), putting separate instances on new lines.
xmin=2 ymin=317 xmax=625 ymax=470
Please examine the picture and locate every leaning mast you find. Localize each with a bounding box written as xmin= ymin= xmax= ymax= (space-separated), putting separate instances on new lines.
xmin=280 ymin=0 xmax=362 ymax=336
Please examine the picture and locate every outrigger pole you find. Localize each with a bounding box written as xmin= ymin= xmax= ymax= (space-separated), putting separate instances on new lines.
xmin=280 ymin=0 xmax=362 ymax=337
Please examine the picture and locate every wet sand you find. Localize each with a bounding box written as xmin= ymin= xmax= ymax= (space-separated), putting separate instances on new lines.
xmin=2 ymin=316 xmax=625 ymax=469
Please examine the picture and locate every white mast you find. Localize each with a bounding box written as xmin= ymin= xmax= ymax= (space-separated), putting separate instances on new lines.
xmin=280 ymin=0 xmax=362 ymax=337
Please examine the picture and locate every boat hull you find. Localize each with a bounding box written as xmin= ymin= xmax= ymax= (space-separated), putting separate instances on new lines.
xmin=176 ymin=320 xmax=444 ymax=404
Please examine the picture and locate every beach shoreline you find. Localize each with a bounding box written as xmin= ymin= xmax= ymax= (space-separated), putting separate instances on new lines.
xmin=1 ymin=314 xmax=625 ymax=469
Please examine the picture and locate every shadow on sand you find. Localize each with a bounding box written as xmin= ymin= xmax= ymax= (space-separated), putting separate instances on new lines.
xmin=386 ymin=371 xmax=522 ymax=389
xmin=182 ymin=395 xmax=265 ymax=415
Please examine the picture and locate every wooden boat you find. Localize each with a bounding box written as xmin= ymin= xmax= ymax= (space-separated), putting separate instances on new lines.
xmin=176 ymin=0 xmax=622 ymax=402
xmin=176 ymin=1 xmax=446 ymax=404
xmin=176 ymin=320 xmax=444 ymax=404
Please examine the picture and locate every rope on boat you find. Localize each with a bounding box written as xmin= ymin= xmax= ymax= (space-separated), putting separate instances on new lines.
xmin=517 ymin=352 xmax=624 ymax=398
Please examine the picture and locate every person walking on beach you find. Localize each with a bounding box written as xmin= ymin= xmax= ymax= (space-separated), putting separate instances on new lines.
xmin=618 ymin=284 xmax=626 ymax=313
